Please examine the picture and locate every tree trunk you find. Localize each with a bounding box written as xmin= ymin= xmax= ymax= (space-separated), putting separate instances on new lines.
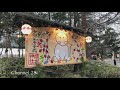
xmin=73 ymin=12 xmax=77 ymax=27
xmin=81 ymin=12 xmax=86 ymax=34
xmin=5 ymin=34 xmax=8 ymax=57
xmin=5 ymin=48 xmax=8 ymax=57
xmin=18 ymin=31 xmax=21 ymax=57
xmin=8 ymin=34 xmax=13 ymax=57
xmin=22 ymin=48 xmax=23 ymax=57
xmin=48 ymin=12 xmax=51 ymax=20
xmin=10 ymin=47 xmax=13 ymax=57
xmin=18 ymin=47 xmax=20 ymax=57
xmin=7 ymin=34 xmax=13 ymax=57
xmin=69 ymin=12 xmax=72 ymax=26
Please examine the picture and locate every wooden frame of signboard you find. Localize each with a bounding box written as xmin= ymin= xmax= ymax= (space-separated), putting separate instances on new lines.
xmin=13 ymin=13 xmax=94 ymax=68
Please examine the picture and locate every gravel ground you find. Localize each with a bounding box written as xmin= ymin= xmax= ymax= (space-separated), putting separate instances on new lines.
xmin=104 ymin=58 xmax=120 ymax=67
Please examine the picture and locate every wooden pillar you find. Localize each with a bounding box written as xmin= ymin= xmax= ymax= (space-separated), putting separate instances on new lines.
xmin=81 ymin=12 xmax=86 ymax=34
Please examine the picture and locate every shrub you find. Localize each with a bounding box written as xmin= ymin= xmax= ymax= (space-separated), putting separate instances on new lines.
xmin=79 ymin=61 xmax=120 ymax=78
xmin=27 ymin=64 xmax=46 ymax=78
xmin=1 ymin=57 xmax=120 ymax=78
xmin=27 ymin=64 xmax=75 ymax=78
xmin=0 ymin=57 xmax=26 ymax=78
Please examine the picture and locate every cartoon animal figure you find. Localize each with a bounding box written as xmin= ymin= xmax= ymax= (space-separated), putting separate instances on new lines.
xmin=54 ymin=32 xmax=70 ymax=62
xmin=72 ymin=44 xmax=82 ymax=62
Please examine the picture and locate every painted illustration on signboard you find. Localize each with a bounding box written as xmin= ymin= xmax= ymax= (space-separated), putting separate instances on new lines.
xmin=25 ymin=27 xmax=86 ymax=68
xmin=28 ymin=53 xmax=39 ymax=65
xmin=54 ymin=32 xmax=70 ymax=63
xmin=72 ymin=35 xmax=81 ymax=62
xmin=36 ymin=31 xmax=51 ymax=65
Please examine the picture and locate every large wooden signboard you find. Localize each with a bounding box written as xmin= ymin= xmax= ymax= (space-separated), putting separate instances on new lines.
xmin=25 ymin=27 xmax=86 ymax=68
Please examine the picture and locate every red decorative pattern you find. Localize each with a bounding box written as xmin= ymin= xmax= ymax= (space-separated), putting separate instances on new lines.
xmin=28 ymin=53 xmax=39 ymax=65
xmin=51 ymin=60 xmax=54 ymax=63
xmin=80 ymin=42 xmax=83 ymax=46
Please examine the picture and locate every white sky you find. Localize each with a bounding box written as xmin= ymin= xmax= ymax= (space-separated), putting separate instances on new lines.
xmin=110 ymin=24 xmax=120 ymax=33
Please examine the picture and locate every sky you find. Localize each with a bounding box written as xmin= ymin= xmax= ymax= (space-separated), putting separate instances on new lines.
xmin=110 ymin=24 xmax=120 ymax=33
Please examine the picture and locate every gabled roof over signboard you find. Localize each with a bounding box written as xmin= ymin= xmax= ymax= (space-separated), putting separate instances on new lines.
xmin=13 ymin=13 xmax=93 ymax=37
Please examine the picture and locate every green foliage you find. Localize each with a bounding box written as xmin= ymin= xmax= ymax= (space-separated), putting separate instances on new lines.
xmin=27 ymin=65 xmax=46 ymax=78
xmin=15 ymin=36 xmax=25 ymax=49
xmin=79 ymin=61 xmax=120 ymax=78
xmin=52 ymin=12 xmax=68 ymax=24
xmin=88 ymin=27 xmax=120 ymax=58
xmin=0 ymin=57 xmax=25 ymax=78
xmin=27 ymin=64 xmax=74 ymax=78
xmin=0 ymin=12 xmax=16 ymax=35
xmin=80 ymin=57 xmax=84 ymax=63
xmin=0 ymin=58 xmax=120 ymax=78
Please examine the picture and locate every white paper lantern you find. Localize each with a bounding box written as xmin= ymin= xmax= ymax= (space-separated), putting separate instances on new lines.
xmin=86 ymin=36 xmax=92 ymax=43
xmin=21 ymin=24 xmax=32 ymax=35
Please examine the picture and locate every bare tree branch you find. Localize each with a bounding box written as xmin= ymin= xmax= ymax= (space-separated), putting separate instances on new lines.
xmin=87 ymin=12 xmax=120 ymax=33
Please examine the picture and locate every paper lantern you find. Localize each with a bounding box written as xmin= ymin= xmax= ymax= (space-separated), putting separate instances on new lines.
xmin=21 ymin=24 xmax=32 ymax=35
xmin=86 ymin=36 xmax=92 ymax=43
